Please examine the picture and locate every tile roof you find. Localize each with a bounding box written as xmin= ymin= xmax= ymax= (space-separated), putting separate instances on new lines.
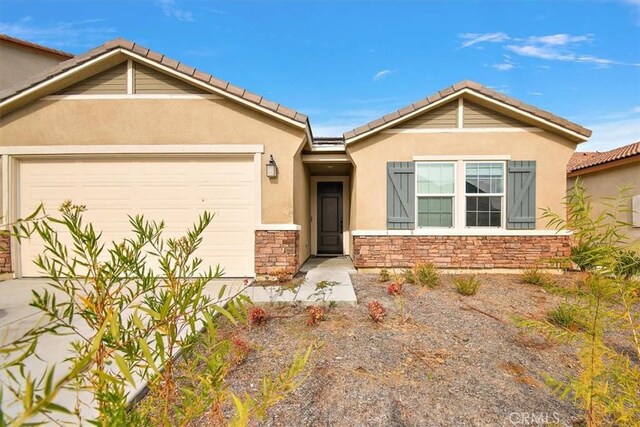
xmin=343 ymin=80 xmax=592 ymax=141
xmin=568 ymin=141 xmax=640 ymax=173
xmin=0 ymin=34 xmax=73 ymax=58
xmin=0 ymin=37 xmax=309 ymax=125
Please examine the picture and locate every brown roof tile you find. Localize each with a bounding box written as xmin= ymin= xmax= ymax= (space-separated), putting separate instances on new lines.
xmin=176 ymin=62 xmax=196 ymax=76
xmin=131 ymin=44 xmax=149 ymax=57
xmin=343 ymin=80 xmax=592 ymax=140
xmin=0 ymin=37 xmax=308 ymax=126
xmin=568 ymin=142 xmax=640 ymax=173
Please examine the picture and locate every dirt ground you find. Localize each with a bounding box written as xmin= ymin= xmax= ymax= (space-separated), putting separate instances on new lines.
xmin=196 ymin=273 xmax=587 ymax=427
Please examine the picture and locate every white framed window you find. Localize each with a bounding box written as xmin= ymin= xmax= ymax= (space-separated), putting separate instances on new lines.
xmin=416 ymin=160 xmax=506 ymax=229
xmin=464 ymin=162 xmax=505 ymax=228
xmin=416 ymin=162 xmax=456 ymax=227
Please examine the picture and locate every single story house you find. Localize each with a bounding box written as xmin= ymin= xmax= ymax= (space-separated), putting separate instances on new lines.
xmin=0 ymin=38 xmax=592 ymax=278
xmin=567 ymin=142 xmax=640 ymax=241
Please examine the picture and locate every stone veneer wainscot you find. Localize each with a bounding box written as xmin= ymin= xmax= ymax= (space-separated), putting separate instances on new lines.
xmin=255 ymin=229 xmax=300 ymax=276
xmin=352 ymin=235 xmax=571 ymax=269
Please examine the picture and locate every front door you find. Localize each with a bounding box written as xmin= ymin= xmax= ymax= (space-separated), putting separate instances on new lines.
xmin=317 ymin=182 xmax=343 ymax=254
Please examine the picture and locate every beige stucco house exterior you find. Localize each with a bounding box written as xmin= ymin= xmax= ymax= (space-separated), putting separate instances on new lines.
xmin=0 ymin=37 xmax=593 ymax=278
xmin=567 ymin=142 xmax=640 ymax=242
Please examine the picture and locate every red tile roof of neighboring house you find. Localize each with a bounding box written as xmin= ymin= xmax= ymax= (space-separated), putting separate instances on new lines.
xmin=568 ymin=141 xmax=640 ymax=174
xmin=0 ymin=34 xmax=73 ymax=58
xmin=0 ymin=38 xmax=309 ymax=125
xmin=343 ymin=80 xmax=592 ymax=141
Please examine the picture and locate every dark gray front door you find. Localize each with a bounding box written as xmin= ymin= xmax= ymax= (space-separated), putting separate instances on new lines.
xmin=317 ymin=182 xmax=343 ymax=254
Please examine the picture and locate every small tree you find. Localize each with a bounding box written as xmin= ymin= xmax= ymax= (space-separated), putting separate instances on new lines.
xmin=1 ymin=201 xmax=310 ymax=426
xmin=520 ymin=180 xmax=640 ymax=426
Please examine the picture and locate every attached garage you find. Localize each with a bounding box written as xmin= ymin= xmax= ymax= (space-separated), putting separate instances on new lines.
xmin=11 ymin=151 xmax=260 ymax=277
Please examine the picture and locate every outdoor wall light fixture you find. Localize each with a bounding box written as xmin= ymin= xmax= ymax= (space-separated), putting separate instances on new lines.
xmin=266 ymin=155 xmax=278 ymax=178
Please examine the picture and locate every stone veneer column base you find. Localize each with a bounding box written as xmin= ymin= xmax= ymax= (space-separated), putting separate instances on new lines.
xmin=352 ymin=235 xmax=571 ymax=269
xmin=255 ymin=230 xmax=300 ymax=277
xmin=0 ymin=233 xmax=11 ymax=273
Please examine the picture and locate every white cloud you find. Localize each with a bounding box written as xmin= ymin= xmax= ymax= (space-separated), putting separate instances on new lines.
xmin=372 ymin=69 xmax=394 ymax=81
xmin=459 ymin=32 xmax=509 ymax=48
xmin=526 ymin=33 xmax=592 ymax=45
xmin=506 ymin=44 xmax=617 ymax=66
xmin=529 ymin=92 xmax=543 ymax=96
xmin=492 ymin=63 xmax=515 ymax=71
xmin=0 ymin=18 xmax=116 ymax=49
xmin=580 ymin=117 xmax=640 ymax=151
xmin=458 ymin=31 xmax=637 ymax=68
xmin=157 ymin=0 xmax=194 ymax=22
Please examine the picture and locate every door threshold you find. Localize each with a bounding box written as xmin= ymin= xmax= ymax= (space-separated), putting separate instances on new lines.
xmin=314 ymin=254 xmax=344 ymax=257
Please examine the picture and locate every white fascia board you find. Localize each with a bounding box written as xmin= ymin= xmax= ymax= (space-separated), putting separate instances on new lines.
xmin=0 ymin=49 xmax=123 ymax=109
xmin=0 ymin=144 xmax=265 ymax=156
xmin=124 ymin=51 xmax=307 ymax=130
xmin=345 ymin=88 xmax=588 ymax=144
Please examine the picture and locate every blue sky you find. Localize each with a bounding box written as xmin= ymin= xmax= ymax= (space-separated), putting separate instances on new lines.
xmin=1 ymin=0 xmax=639 ymax=150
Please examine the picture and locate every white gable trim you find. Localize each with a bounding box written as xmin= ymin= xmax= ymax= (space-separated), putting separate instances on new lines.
xmin=0 ymin=48 xmax=309 ymax=133
xmin=344 ymin=88 xmax=589 ymax=144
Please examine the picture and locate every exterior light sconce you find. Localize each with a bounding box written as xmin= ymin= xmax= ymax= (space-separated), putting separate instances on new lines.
xmin=266 ymin=155 xmax=278 ymax=178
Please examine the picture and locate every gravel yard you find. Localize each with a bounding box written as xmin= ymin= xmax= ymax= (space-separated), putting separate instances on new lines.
xmin=195 ymin=273 xmax=587 ymax=427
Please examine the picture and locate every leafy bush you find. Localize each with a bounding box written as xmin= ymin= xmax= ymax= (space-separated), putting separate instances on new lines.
xmin=414 ymin=262 xmax=439 ymax=288
xmin=306 ymin=306 xmax=325 ymax=326
xmin=454 ymin=275 xmax=481 ymax=296
xmin=378 ymin=268 xmax=390 ymax=282
xmin=387 ymin=282 xmax=403 ymax=296
xmin=367 ymin=300 xmax=386 ymax=323
xmin=1 ymin=202 xmax=310 ymax=426
xmin=519 ymin=180 xmax=640 ymax=426
xmin=248 ymin=306 xmax=269 ymax=326
xmin=404 ymin=268 xmax=415 ymax=284
xmin=520 ymin=268 xmax=548 ymax=286
xmin=547 ymin=302 xmax=583 ymax=330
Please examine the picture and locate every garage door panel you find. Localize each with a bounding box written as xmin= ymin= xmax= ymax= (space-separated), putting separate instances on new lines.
xmin=18 ymin=156 xmax=256 ymax=277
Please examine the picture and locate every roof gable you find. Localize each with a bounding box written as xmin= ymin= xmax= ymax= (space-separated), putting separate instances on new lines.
xmin=0 ymin=38 xmax=309 ymax=130
xmin=343 ymin=80 xmax=592 ymax=143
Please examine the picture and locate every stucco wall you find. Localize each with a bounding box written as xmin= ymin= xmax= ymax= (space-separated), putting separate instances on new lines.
xmin=568 ymin=161 xmax=640 ymax=242
xmin=293 ymin=147 xmax=311 ymax=265
xmin=347 ymin=130 xmax=576 ymax=230
xmin=0 ymin=43 xmax=67 ymax=91
xmin=0 ymin=98 xmax=307 ymax=225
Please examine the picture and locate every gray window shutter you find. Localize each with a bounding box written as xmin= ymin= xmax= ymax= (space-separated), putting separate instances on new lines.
xmin=507 ymin=160 xmax=536 ymax=230
xmin=387 ymin=162 xmax=415 ymax=229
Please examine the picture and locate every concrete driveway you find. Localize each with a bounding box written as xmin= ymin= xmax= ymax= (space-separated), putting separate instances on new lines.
xmin=0 ymin=277 xmax=246 ymax=423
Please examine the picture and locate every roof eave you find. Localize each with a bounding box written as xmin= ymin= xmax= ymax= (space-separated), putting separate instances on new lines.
xmin=343 ymin=87 xmax=591 ymax=145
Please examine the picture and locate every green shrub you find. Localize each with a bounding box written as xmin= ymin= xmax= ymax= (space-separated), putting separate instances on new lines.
xmin=404 ymin=268 xmax=415 ymax=284
xmin=614 ymin=249 xmax=640 ymax=279
xmin=453 ymin=275 xmax=481 ymax=296
xmin=520 ymin=268 xmax=547 ymax=286
xmin=414 ymin=262 xmax=439 ymax=288
xmin=547 ymin=302 xmax=582 ymax=330
xmin=378 ymin=268 xmax=390 ymax=282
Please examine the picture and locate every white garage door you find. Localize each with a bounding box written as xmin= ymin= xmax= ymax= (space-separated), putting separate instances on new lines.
xmin=18 ymin=156 xmax=257 ymax=277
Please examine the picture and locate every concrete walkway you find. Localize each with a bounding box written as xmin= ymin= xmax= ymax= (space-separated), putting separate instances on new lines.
xmin=245 ymin=256 xmax=358 ymax=305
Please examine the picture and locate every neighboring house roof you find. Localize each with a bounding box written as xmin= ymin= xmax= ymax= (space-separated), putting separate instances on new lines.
xmin=0 ymin=34 xmax=73 ymax=59
xmin=343 ymin=80 xmax=592 ymax=143
xmin=0 ymin=37 xmax=309 ymax=128
xmin=568 ymin=141 xmax=640 ymax=175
